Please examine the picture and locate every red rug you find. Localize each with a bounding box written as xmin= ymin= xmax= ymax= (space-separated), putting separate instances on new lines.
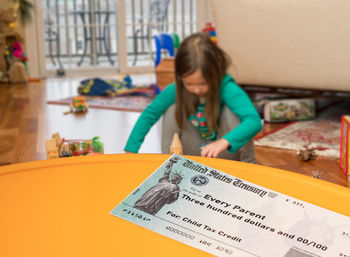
xmin=255 ymin=101 xmax=350 ymax=158
xmin=47 ymin=95 xmax=154 ymax=112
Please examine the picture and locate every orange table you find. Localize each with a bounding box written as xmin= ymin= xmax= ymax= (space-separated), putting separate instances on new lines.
xmin=1 ymin=154 xmax=350 ymax=257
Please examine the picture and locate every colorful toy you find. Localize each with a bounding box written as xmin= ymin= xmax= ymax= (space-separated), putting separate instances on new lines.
xmin=0 ymin=8 xmax=17 ymax=82
xmin=45 ymin=133 xmax=104 ymax=159
xmin=264 ymin=98 xmax=315 ymax=122
xmin=72 ymin=96 xmax=88 ymax=112
xmin=171 ymin=32 xmax=180 ymax=51
xmin=92 ymin=136 xmax=104 ymax=153
xmin=4 ymin=34 xmax=29 ymax=83
xmin=154 ymin=33 xmax=174 ymax=67
xmin=202 ymin=22 xmax=217 ymax=45
xmin=77 ymin=75 xmax=156 ymax=97
xmin=10 ymin=39 xmax=28 ymax=62
xmin=64 ymin=96 xmax=88 ymax=114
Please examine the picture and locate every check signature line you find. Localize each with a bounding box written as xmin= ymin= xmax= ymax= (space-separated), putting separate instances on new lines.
xmin=121 ymin=202 xmax=260 ymax=257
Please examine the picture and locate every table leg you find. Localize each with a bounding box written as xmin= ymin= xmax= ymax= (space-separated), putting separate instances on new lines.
xmin=53 ymin=31 xmax=64 ymax=69
xmin=46 ymin=31 xmax=56 ymax=66
xmin=48 ymin=42 xmax=56 ymax=66
xmin=77 ymin=13 xmax=89 ymax=66
xmin=132 ymin=29 xmax=141 ymax=66
xmin=103 ymin=14 xmax=114 ymax=65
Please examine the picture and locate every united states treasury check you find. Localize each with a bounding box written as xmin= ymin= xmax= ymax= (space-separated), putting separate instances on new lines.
xmin=111 ymin=154 xmax=350 ymax=256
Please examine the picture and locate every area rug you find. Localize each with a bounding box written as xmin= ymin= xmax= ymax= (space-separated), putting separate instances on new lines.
xmin=254 ymin=101 xmax=350 ymax=158
xmin=47 ymin=95 xmax=154 ymax=112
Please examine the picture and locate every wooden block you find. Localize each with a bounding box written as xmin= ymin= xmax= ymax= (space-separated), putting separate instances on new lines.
xmin=46 ymin=139 xmax=59 ymax=159
xmin=170 ymin=133 xmax=183 ymax=155
xmin=51 ymin=133 xmax=62 ymax=146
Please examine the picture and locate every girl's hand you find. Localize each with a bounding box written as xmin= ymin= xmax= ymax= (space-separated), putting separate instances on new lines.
xmin=200 ymin=139 xmax=230 ymax=158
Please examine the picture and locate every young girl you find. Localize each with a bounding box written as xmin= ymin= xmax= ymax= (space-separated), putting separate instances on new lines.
xmin=124 ymin=32 xmax=262 ymax=162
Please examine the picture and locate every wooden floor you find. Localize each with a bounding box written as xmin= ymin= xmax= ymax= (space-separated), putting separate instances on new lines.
xmin=0 ymin=76 xmax=348 ymax=188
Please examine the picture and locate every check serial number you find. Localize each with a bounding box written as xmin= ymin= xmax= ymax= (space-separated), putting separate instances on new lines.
xmin=165 ymin=226 xmax=195 ymax=240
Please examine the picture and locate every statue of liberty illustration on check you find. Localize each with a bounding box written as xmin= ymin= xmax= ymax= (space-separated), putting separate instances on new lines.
xmin=134 ymin=156 xmax=183 ymax=215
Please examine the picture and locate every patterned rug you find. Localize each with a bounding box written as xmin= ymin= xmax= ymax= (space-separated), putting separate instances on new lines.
xmin=255 ymin=101 xmax=350 ymax=158
xmin=47 ymin=95 xmax=154 ymax=112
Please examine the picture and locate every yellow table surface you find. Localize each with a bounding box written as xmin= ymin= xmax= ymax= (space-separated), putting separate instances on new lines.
xmin=1 ymin=154 xmax=350 ymax=257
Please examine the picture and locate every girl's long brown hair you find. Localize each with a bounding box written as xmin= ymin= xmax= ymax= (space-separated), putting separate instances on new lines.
xmin=175 ymin=32 xmax=231 ymax=132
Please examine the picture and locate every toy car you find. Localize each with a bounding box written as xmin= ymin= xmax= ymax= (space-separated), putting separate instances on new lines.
xmin=72 ymin=96 xmax=88 ymax=112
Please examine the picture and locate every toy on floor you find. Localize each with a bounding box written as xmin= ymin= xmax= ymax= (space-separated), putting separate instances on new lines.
xmin=297 ymin=147 xmax=316 ymax=161
xmin=4 ymin=34 xmax=28 ymax=83
xmin=72 ymin=96 xmax=88 ymax=112
xmin=264 ymin=98 xmax=315 ymax=122
xmin=78 ymin=75 xmax=158 ymax=97
xmin=64 ymin=96 xmax=88 ymax=115
xmin=311 ymin=170 xmax=323 ymax=179
xmin=10 ymin=39 xmax=28 ymax=62
xmin=0 ymin=8 xmax=21 ymax=82
xmin=45 ymin=133 xmax=104 ymax=159
xmin=170 ymin=133 xmax=183 ymax=155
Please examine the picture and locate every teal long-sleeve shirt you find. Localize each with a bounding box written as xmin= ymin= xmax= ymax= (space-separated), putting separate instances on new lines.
xmin=124 ymin=74 xmax=262 ymax=154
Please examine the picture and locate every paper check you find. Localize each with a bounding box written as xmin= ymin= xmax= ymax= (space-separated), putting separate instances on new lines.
xmin=111 ymin=154 xmax=350 ymax=256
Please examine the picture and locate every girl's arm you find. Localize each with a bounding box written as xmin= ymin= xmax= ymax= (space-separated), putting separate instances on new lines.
xmin=221 ymin=78 xmax=262 ymax=154
xmin=124 ymin=84 xmax=176 ymax=153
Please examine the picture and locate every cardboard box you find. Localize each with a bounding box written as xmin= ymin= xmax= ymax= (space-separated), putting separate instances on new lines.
xmin=264 ymin=98 xmax=315 ymax=122
xmin=155 ymin=57 xmax=175 ymax=90
xmin=340 ymin=115 xmax=350 ymax=175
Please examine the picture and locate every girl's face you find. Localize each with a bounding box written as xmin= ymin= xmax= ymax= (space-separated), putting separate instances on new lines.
xmin=182 ymin=70 xmax=209 ymax=100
